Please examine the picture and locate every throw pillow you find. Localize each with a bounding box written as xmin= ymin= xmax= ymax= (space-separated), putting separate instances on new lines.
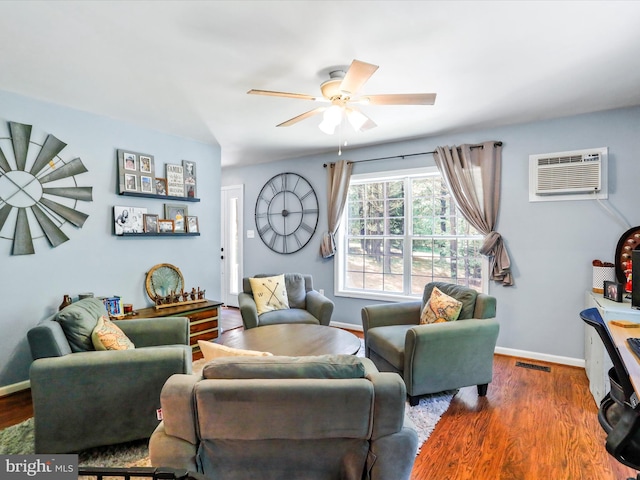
xmin=91 ymin=315 xmax=135 ymax=351
xmin=249 ymin=274 xmax=290 ymax=315
xmin=285 ymin=273 xmax=307 ymax=309
xmin=55 ymin=297 xmax=110 ymax=352
xmin=420 ymin=286 xmax=463 ymax=324
xmin=198 ymin=340 xmax=272 ymax=361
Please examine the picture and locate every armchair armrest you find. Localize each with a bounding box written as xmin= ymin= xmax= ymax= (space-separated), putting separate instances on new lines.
xmin=238 ymin=292 xmax=259 ymax=329
xmin=305 ymin=290 xmax=334 ymax=326
xmin=30 ymin=345 xmax=192 ymax=453
xmin=118 ymin=317 xmax=189 ymax=347
xmin=28 ymin=321 xmax=72 ymax=359
xmin=404 ymin=318 xmax=499 ymax=396
xmin=361 ymin=301 xmax=422 ymax=335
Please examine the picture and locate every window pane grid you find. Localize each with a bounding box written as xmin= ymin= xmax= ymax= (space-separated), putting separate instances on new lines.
xmin=343 ymin=171 xmax=484 ymax=296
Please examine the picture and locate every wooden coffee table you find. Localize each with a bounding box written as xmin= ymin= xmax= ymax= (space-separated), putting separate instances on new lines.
xmin=221 ymin=324 xmax=361 ymax=356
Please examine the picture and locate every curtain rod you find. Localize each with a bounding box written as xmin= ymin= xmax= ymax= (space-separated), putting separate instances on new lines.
xmin=323 ymin=141 xmax=502 ymax=167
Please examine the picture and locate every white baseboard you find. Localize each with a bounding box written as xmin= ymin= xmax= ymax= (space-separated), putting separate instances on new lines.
xmin=332 ymin=322 xmax=585 ymax=368
xmin=495 ymin=346 xmax=584 ymax=368
xmin=331 ymin=321 xmax=363 ymax=332
xmin=0 ymin=380 xmax=30 ymax=398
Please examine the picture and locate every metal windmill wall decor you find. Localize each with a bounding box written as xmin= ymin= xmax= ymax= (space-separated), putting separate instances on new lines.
xmin=0 ymin=121 xmax=93 ymax=255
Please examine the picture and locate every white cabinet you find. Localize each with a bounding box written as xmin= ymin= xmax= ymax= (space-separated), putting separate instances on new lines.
xmin=584 ymin=291 xmax=640 ymax=405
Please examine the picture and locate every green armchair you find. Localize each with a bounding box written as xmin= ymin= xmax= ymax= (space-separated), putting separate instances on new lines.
xmin=238 ymin=273 xmax=334 ymax=329
xmin=362 ymin=282 xmax=499 ymax=406
xmin=27 ymin=298 xmax=192 ymax=453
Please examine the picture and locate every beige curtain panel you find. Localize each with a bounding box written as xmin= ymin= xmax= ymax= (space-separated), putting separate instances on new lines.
xmin=434 ymin=141 xmax=513 ymax=286
xmin=320 ymin=160 xmax=353 ymax=259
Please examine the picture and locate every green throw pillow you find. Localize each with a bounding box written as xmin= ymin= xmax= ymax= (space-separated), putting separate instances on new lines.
xmin=55 ymin=297 xmax=110 ymax=352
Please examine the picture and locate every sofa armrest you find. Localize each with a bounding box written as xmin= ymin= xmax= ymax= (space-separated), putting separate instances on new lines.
xmin=361 ymin=301 xmax=421 ymax=335
xmin=305 ymin=290 xmax=334 ymax=326
xmin=118 ymin=317 xmax=189 ymax=347
xmin=238 ymin=292 xmax=259 ymax=329
xmin=149 ymin=422 xmax=198 ymax=471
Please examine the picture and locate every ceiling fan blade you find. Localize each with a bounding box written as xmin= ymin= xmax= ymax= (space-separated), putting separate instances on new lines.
xmin=276 ymin=107 xmax=326 ymax=127
xmin=363 ymin=93 xmax=437 ymax=106
xmin=340 ymin=60 xmax=379 ymax=95
xmin=247 ymin=89 xmax=318 ymax=101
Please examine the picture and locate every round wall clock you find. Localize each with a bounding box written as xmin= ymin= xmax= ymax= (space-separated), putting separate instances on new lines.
xmin=0 ymin=121 xmax=92 ymax=255
xmin=255 ymin=172 xmax=319 ymax=254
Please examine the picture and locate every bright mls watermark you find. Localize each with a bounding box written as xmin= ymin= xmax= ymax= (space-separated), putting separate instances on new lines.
xmin=1 ymin=455 xmax=77 ymax=480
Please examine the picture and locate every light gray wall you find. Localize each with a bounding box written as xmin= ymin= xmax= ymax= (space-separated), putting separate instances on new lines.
xmin=0 ymin=90 xmax=221 ymax=388
xmin=222 ymin=105 xmax=640 ymax=363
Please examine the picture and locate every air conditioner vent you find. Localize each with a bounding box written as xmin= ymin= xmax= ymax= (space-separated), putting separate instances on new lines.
xmin=529 ymin=147 xmax=608 ymax=202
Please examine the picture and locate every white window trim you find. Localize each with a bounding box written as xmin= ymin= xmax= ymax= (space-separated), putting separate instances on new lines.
xmin=333 ymin=166 xmax=489 ymax=302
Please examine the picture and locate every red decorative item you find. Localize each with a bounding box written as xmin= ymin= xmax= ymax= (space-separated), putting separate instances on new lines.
xmin=626 ymin=259 xmax=633 ymax=293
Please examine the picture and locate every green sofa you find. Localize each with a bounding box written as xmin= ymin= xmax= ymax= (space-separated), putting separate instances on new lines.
xmin=27 ymin=297 xmax=192 ymax=453
xmin=238 ymin=273 xmax=334 ymax=329
xmin=362 ymin=282 xmax=499 ymax=406
xmin=149 ymin=355 xmax=418 ymax=480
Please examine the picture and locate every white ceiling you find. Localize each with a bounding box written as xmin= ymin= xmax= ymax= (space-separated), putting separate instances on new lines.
xmin=1 ymin=1 xmax=639 ymax=168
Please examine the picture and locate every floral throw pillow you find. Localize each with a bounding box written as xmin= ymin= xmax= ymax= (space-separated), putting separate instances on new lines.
xmin=420 ymin=286 xmax=463 ymax=324
xmin=249 ymin=274 xmax=290 ymax=315
xmin=91 ymin=315 xmax=135 ymax=350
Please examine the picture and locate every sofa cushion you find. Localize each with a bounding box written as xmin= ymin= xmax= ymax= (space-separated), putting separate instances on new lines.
xmin=258 ymin=308 xmax=319 ymax=326
xmin=91 ymin=315 xmax=135 ymax=351
xmin=202 ymin=354 xmax=366 ymax=380
xmin=55 ymin=297 xmax=110 ymax=352
xmin=198 ymin=340 xmax=272 ymax=361
xmin=249 ymin=274 xmax=290 ymax=315
xmin=367 ymin=325 xmax=415 ymax=370
xmin=420 ymin=286 xmax=463 ymax=324
xmin=285 ymin=273 xmax=307 ymax=309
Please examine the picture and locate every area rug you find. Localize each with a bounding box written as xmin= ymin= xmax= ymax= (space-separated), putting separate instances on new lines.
xmin=0 ymin=339 xmax=453 ymax=463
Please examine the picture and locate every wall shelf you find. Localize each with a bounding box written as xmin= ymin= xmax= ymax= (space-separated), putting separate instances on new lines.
xmin=119 ymin=232 xmax=200 ymax=237
xmin=119 ymin=191 xmax=200 ymax=202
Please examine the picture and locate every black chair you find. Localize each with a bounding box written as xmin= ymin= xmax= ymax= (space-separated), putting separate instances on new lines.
xmin=580 ymin=308 xmax=640 ymax=479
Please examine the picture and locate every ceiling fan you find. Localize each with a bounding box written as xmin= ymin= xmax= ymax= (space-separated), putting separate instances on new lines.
xmin=247 ymin=59 xmax=436 ymax=135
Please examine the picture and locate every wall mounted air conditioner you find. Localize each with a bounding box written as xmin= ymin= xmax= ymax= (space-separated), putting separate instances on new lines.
xmin=529 ymin=147 xmax=608 ymax=202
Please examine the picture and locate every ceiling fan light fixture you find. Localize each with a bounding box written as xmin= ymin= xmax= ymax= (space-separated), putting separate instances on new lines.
xmin=318 ymin=119 xmax=337 ymax=135
xmin=346 ymin=108 xmax=368 ymax=131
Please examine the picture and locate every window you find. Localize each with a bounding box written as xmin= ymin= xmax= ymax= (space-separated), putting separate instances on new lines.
xmin=335 ymin=167 xmax=485 ymax=301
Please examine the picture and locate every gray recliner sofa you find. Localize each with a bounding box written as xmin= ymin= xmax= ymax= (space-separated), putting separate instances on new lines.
xmin=27 ymin=297 xmax=192 ymax=453
xmin=149 ymin=355 xmax=418 ymax=480
xmin=238 ymin=273 xmax=334 ymax=329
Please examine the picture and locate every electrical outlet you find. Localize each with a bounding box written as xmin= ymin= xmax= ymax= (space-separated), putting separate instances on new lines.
xmin=319 ymin=289 xmax=325 ymax=296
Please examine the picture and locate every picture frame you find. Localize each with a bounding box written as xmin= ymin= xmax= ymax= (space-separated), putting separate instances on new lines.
xmin=182 ymin=160 xmax=197 ymax=198
xmin=166 ymin=164 xmax=184 ymax=197
xmin=117 ymin=149 xmax=155 ymax=194
xmin=164 ymin=203 xmax=188 ymax=232
xmin=143 ymin=213 xmax=159 ymax=233
xmin=113 ymin=206 xmax=147 ymax=235
xmin=186 ymin=215 xmax=199 ymax=233
xmin=158 ymin=219 xmax=175 ymax=233
xmin=154 ymin=177 xmax=167 ymax=196
xmin=140 ymin=175 xmax=153 ymax=193
xmin=604 ymin=280 xmax=623 ymax=302
xmin=123 ymin=153 xmax=137 ymax=171
xmin=139 ymin=155 xmax=152 ymax=173
xmin=124 ymin=174 xmax=137 ymax=192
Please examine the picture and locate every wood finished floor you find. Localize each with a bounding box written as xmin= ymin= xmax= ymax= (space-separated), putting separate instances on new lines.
xmin=1 ymin=307 xmax=636 ymax=479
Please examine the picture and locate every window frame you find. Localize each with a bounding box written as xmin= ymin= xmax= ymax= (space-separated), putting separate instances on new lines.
xmin=334 ymin=166 xmax=488 ymax=302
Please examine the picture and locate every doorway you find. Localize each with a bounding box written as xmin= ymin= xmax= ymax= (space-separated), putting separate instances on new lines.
xmin=221 ymin=185 xmax=243 ymax=307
